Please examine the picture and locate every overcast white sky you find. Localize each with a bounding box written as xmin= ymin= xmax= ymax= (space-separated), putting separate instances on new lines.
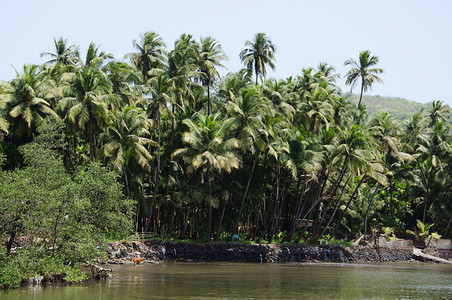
xmin=1 ymin=0 xmax=451 ymax=105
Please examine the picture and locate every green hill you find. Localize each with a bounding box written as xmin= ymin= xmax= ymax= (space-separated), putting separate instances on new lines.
xmin=344 ymin=93 xmax=429 ymax=120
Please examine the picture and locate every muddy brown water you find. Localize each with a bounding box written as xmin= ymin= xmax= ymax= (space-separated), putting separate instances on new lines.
xmin=2 ymin=262 xmax=452 ymax=299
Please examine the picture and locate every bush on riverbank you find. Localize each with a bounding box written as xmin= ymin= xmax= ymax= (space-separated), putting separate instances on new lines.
xmin=0 ymin=121 xmax=134 ymax=289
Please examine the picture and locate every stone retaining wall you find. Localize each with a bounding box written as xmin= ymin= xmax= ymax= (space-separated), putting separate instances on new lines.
xmin=107 ymin=241 xmax=415 ymax=264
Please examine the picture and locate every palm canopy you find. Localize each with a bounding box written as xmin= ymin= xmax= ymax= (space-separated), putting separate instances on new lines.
xmin=216 ymin=69 xmax=252 ymax=101
xmin=167 ymin=34 xmax=199 ymax=110
xmin=168 ymin=34 xmax=198 ymax=79
xmin=104 ymin=61 xmax=138 ymax=108
xmin=240 ymin=33 xmax=276 ymax=85
xmin=344 ymin=50 xmax=383 ymax=107
xmin=125 ymin=32 xmax=167 ymax=80
xmin=58 ymin=66 xmax=114 ymax=160
xmin=1 ymin=64 xmax=57 ymax=139
xmin=172 ymin=113 xmax=240 ymax=174
xmin=223 ymin=87 xmax=268 ymax=153
xmin=197 ymin=37 xmax=228 ymax=86
xmin=40 ymin=37 xmax=79 ymax=66
xmin=99 ymin=105 xmax=156 ymax=198
xmin=315 ymin=62 xmax=340 ymax=91
xmin=99 ymin=106 xmax=156 ymax=173
xmin=197 ymin=36 xmax=228 ymax=115
xmin=83 ymin=42 xmax=113 ymax=70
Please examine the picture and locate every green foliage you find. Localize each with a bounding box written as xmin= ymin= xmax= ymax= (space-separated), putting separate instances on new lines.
xmin=381 ymin=227 xmax=398 ymax=241
xmin=406 ymin=220 xmax=442 ymax=241
xmin=1 ymin=34 xmax=452 ymax=271
xmin=0 ymin=122 xmax=133 ymax=288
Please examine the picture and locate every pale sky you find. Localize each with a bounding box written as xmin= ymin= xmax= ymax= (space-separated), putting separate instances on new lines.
xmin=1 ymin=0 xmax=451 ymax=105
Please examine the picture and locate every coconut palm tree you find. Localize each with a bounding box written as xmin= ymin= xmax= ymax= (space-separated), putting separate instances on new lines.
xmin=240 ymin=33 xmax=276 ymax=85
xmin=1 ymin=65 xmax=57 ymax=139
xmin=299 ymin=88 xmax=334 ymax=132
xmin=83 ymin=42 xmax=113 ymax=70
xmin=216 ymin=69 xmax=252 ymax=101
xmin=197 ymin=36 xmax=228 ymax=115
xmin=40 ymin=37 xmax=79 ymax=66
xmin=429 ymin=100 xmax=450 ymax=127
xmin=99 ymin=106 xmax=156 ymax=197
xmin=126 ymin=32 xmax=167 ymax=81
xmin=104 ymin=61 xmax=138 ymax=109
xmin=315 ymin=62 xmax=340 ymax=92
xmin=143 ymin=73 xmax=176 ymax=232
xmin=223 ymin=87 xmax=270 ymax=234
xmin=414 ymin=119 xmax=451 ymax=223
xmin=167 ymin=34 xmax=200 ymax=116
xmin=172 ymin=113 xmax=240 ymax=238
xmin=344 ymin=50 xmax=384 ymax=108
xmin=58 ymin=66 xmax=114 ymax=161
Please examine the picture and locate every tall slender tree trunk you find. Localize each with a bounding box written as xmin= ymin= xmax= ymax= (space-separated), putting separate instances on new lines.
xmin=207 ymin=82 xmax=211 ymax=116
xmin=293 ymin=172 xmax=329 ymax=239
xmin=234 ymin=153 xmax=259 ymax=235
xmin=286 ymin=176 xmax=307 ymax=242
xmin=317 ymin=176 xmax=352 ymax=240
xmin=88 ymin=123 xmax=96 ymax=162
xmin=123 ymin=163 xmax=130 ymax=198
xmin=171 ymin=105 xmax=175 ymax=149
xmin=180 ymin=207 xmax=190 ymax=239
xmin=364 ymin=182 xmax=381 ymax=236
xmin=422 ymin=194 xmax=429 ymax=224
xmin=389 ymin=177 xmax=394 ymax=214
xmin=216 ymin=199 xmax=228 ymax=240
xmin=357 ymin=77 xmax=365 ymax=108
xmin=333 ymin=175 xmax=367 ymax=234
xmin=145 ymin=110 xmax=161 ymax=232
xmin=268 ymin=167 xmax=281 ymax=243
xmin=207 ymin=167 xmax=212 ymax=239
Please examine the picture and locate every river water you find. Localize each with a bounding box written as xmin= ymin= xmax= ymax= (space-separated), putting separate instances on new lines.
xmin=2 ymin=262 xmax=452 ymax=299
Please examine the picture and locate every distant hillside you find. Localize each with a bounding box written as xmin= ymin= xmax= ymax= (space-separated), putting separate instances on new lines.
xmin=344 ymin=93 xmax=430 ymax=120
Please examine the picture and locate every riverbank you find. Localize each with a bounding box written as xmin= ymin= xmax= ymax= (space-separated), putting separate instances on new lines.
xmin=107 ymin=240 xmax=426 ymax=264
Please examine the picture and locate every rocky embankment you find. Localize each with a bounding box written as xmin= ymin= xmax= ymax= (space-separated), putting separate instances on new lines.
xmin=107 ymin=241 xmax=417 ymax=264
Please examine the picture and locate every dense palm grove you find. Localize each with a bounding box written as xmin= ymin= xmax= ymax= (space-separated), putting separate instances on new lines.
xmin=1 ymin=32 xmax=451 ymax=250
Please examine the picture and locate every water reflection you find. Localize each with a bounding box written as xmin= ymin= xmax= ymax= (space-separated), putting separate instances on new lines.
xmin=2 ymin=262 xmax=452 ymax=299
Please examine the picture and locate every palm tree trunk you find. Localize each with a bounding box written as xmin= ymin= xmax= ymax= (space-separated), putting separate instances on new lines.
xmin=286 ymin=176 xmax=307 ymax=242
xmin=88 ymin=123 xmax=95 ymax=162
xmin=293 ymin=172 xmax=329 ymax=237
xmin=317 ymin=176 xmax=352 ymax=240
xmin=422 ymin=194 xmax=429 ymax=224
xmin=207 ymin=83 xmax=211 ymax=116
xmin=234 ymin=153 xmax=259 ymax=235
xmin=389 ymin=177 xmax=394 ymax=214
xmin=358 ymin=78 xmax=365 ymax=108
xmin=180 ymin=207 xmax=190 ymax=239
xmin=145 ymin=110 xmax=161 ymax=232
xmin=364 ymin=182 xmax=381 ymax=236
xmin=207 ymin=167 xmax=212 ymax=239
xmin=171 ymin=105 xmax=175 ymax=149
xmin=444 ymin=213 xmax=452 ymax=236
xmin=123 ymin=163 xmax=130 ymax=198
xmin=333 ymin=175 xmax=367 ymax=234
xmin=216 ymin=199 xmax=228 ymax=240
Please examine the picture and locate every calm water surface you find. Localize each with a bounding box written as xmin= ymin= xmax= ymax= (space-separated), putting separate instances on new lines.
xmin=2 ymin=262 xmax=452 ymax=299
